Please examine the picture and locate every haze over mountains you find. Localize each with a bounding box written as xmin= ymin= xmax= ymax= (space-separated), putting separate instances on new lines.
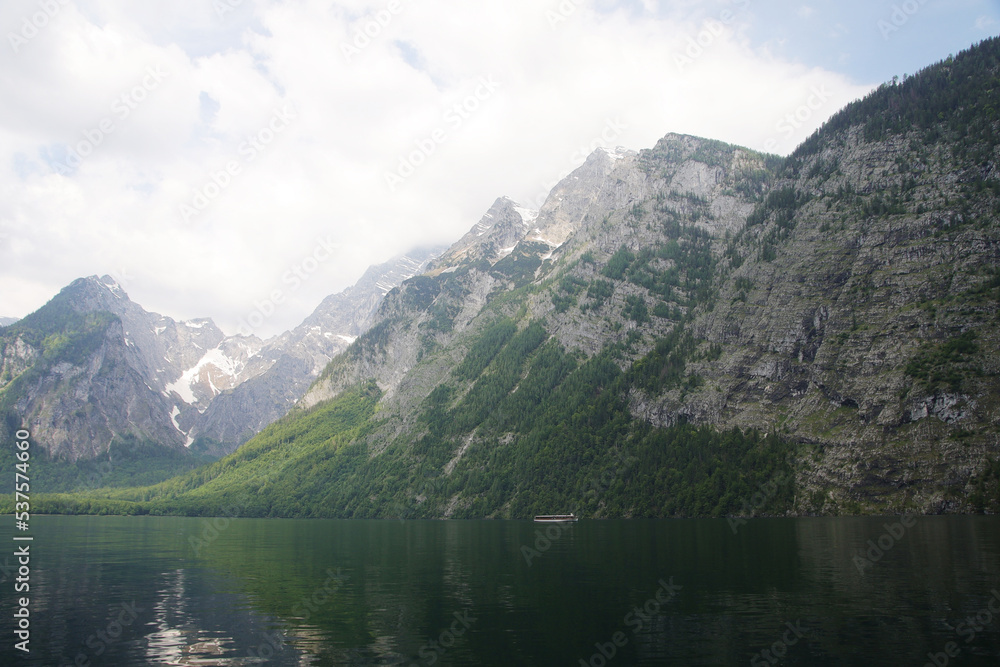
xmin=4 ymin=39 xmax=1000 ymax=518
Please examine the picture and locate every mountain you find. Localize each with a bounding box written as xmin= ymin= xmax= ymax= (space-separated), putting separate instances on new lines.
xmin=0 ymin=317 xmax=18 ymax=327
xmin=427 ymin=196 xmax=536 ymax=270
xmin=0 ymin=249 xmax=442 ymax=487
xmin=186 ymin=247 xmax=442 ymax=455
xmin=29 ymin=37 xmax=1000 ymax=519
xmin=1 ymin=275 xmax=237 ymax=460
xmin=0 ymin=277 xmax=220 ymax=488
xmin=63 ymin=135 xmax=791 ymax=519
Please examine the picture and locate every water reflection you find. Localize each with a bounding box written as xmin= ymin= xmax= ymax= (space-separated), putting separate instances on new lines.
xmin=0 ymin=515 xmax=998 ymax=665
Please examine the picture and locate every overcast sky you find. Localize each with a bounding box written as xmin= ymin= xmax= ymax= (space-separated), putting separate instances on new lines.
xmin=1 ymin=0 xmax=997 ymax=338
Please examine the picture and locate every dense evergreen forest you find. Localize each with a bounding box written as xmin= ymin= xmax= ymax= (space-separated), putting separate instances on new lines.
xmin=22 ymin=338 xmax=796 ymax=520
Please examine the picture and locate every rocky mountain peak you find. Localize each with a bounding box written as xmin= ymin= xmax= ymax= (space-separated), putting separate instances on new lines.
xmin=526 ymin=145 xmax=638 ymax=249
xmin=63 ymin=274 xmax=135 ymax=314
xmin=327 ymin=245 xmax=445 ymax=307
xmin=429 ymin=196 xmax=535 ymax=270
xmin=427 ymin=148 xmax=639 ymax=276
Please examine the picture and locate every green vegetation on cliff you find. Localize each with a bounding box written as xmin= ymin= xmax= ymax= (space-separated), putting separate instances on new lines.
xmin=25 ymin=326 xmax=796 ymax=519
xmin=0 ymin=294 xmax=117 ymax=409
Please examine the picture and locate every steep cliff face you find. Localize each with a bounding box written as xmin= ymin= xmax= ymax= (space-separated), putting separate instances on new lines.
xmin=2 ymin=276 xmax=271 ymax=455
xmin=299 ymin=147 xmax=658 ymax=410
xmin=302 ymin=136 xmax=774 ymax=410
xmin=429 ymin=197 xmax=533 ymax=269
xmin=0 ymin=279 xmax=192 ymax=461
xmin=680 ymin=107 xmax=1000 ymax=512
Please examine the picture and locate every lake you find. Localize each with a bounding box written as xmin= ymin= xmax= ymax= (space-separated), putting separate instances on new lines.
xmin=2 ymin=515 xmax=999 ymax=665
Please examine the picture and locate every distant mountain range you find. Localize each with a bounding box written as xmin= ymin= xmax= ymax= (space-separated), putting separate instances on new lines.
xmin=0 ymin=248 xmax=441 ymax=487
xmin=183 ymin=246 xmax=443 ymax=455
xmin=0 ymin=317 xmax=18 ymax=327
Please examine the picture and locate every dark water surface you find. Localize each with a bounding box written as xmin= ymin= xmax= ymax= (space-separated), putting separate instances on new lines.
xmin=2 ymin=515 xmax=1000 ymax=665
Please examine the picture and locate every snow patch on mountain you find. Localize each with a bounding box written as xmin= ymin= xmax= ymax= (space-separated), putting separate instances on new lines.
xmin=514 ymin=206 xmax=538 ymax=223
xmin=98 ymin=276 xmax=125 ymax=297
xmin=600 ymin=146 xmax=628 ymax=161
xmin=169 ymin=406 xmax=184 ymax=433
xmin=166 ymin=346 xmax=243 ymax=405
xmin=528 ymin=230 xmax=562 ymax=247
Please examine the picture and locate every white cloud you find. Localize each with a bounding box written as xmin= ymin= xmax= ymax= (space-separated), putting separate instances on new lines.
xmin=0 ymin=0 xmax=877 ymax=336
xmin=975 ymin=15 xmax=997 ymax=30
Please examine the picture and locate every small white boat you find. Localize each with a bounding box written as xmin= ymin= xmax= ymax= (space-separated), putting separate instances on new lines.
xmin=533 ymin=514 xmax=578 ymax=523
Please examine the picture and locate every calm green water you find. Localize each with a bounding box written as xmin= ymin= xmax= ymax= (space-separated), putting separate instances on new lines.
xmin=2 ymin=515 xmax=999 ymax=665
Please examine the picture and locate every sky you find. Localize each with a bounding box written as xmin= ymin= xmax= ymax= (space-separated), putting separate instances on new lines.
xmin=0 ymin=0 xmax=997 ymax=338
